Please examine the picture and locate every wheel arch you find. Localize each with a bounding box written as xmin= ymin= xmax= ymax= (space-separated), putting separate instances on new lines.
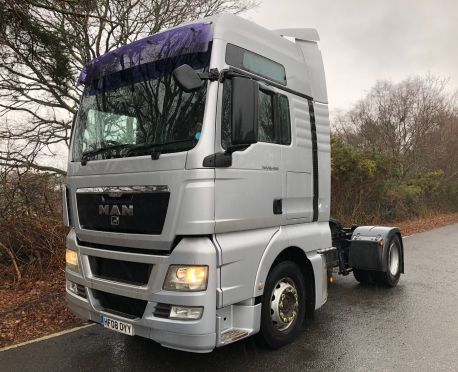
xmin=254 ymin=245 xmax=322 ymax=318
xmin=272 ymin=247 xmax=316 ymax=318
xmin=350 ymin=226 xmax=405 ymax=274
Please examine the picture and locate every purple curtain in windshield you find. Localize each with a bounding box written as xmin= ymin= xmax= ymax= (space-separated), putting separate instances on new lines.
xmin=77 ymin=22 xmax=212 ymax=85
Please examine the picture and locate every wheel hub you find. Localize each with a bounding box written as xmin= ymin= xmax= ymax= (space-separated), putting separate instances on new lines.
xmin=270 ymin=278 xmax=299 ymax=331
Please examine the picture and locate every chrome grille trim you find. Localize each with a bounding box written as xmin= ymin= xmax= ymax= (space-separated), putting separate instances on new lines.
xmin=76 ymin=185 xmax=170 ymax=195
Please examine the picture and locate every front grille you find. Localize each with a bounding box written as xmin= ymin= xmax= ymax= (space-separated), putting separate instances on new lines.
xmin=78 ymin=239 xmax=170 ymax=256
xmin=77 ymin=189 xmax=170 ymax=235
xmin=92 ymin=289 xmax=147 ymax=319
xmin=76 ymin=284 xmax=87 ymax=298
xmin=89 ymin=256 xmax=152 ymax=286
xmin=154 ymin=303 xmax=171 ymax=318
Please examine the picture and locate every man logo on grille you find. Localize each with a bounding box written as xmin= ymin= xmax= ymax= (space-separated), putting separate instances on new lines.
xmin=98 ymin=204 xmax=134 ymax=216
xmin=98 ymin=204 xmax=133 ymax=226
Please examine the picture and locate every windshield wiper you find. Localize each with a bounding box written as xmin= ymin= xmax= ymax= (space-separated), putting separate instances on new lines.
xmin=81 ymin=143 xmax=133 ymax=165
xmin=80 ymin=139 xmax=196 ymax=165
xmin=126 ymin=138 xmax=196 ymax=159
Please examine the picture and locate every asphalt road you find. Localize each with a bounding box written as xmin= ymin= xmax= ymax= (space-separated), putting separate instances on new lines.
xmin=1 ymin=224 xmax=457 ymax=372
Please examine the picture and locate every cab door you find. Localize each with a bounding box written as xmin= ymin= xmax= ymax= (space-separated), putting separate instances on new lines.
xmin=214 ymin=79 xmax=283 ymax=234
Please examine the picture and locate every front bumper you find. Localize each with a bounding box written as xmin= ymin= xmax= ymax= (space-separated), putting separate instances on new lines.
xmin=67 ymin=293 xmax=216 ymax=352
xmin=65 ymin=229 xmax=217 ymax=353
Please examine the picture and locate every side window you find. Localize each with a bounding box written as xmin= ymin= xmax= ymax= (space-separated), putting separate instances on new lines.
xmin=221 ymin=81 xmax=291 ymax=148
xmin=226 ymin=44 xmax=287 ymax=85
xmin=258 ymin=90 xmax=275 ymax=143
xmin=278 ymin=95 xmax=291 ymax=145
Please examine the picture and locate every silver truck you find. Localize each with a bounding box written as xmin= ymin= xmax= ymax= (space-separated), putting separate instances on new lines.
xmin=64 ymin=14 xmax=404 ymax=353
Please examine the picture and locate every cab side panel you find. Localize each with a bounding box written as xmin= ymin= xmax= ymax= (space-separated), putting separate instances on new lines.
xmin=314 ymin=102 xmax=331 ymax=222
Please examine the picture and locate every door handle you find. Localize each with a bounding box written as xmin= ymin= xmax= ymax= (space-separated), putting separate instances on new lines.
xmin=273 ymin=199 xmax=283 ymax=215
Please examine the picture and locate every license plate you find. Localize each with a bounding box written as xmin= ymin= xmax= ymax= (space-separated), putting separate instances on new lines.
xmin=100 ymin=315 xmax=134 ymax=336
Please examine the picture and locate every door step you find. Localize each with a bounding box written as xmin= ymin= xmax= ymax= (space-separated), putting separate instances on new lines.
xmin=220 ymin=328 xmax=250 ymax=345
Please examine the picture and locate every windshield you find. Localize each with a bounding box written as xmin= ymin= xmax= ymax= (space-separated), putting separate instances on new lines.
xmin=72 ymin=50 xmax=210 ymax=162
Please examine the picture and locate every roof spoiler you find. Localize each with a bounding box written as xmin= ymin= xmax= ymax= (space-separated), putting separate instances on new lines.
xmin=273 ymin=28 xmax=320 ymax=42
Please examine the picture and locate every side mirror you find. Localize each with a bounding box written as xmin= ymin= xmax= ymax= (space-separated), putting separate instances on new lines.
xmin=173 ymin=64 xmax=204 ymax=93
xmin=231 ymin=77 xmax=258 ymax=146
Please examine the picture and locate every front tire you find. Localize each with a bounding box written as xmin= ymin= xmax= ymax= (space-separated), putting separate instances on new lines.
xmin=256 ymin=261 xmax=306 ymax=349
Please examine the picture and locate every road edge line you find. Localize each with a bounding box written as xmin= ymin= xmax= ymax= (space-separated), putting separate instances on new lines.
xmin=0 ymin=323 xmax=95 ymax=352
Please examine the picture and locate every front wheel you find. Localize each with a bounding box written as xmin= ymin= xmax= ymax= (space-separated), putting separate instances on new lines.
xmin=256 ymin=261 xmax=306 ymax=349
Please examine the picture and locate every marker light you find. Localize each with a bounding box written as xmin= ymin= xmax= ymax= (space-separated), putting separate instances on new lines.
xmin=163 ymin=265 xmax=208 ymax=291
xmin=66 ymin=249 xmax=78 ymax=272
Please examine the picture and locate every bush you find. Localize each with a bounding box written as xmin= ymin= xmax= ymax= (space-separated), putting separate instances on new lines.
xmin=331 ymin=136 xmax=397 ymax=224
xmin=0 ymin=170 xmax=66 ymax=285
xmin=331 ymin=136 xmax=458 ymax=225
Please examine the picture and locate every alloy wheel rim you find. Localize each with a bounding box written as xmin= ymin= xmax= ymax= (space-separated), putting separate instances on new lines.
xmin=270 ymin=278 xmax=299 ymax=332
xmin=388 ymin=242 xmax=400 ymax=276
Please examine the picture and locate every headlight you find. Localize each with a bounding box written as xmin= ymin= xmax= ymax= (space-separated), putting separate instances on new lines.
xmin=66 ymin=248 xmax=78 ymax=272
xmin=163 ymin=265 xmax=208 ymax=291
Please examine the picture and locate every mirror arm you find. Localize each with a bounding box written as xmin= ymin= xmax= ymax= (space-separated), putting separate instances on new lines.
xmin=198 ymin=68 xmax=220 ymax=82
xmin=197 ymin=67 xmax=254 ymax=84
xmin=202 ymin=144 xmax=251 ymax=168
xmin=219 ymin=69 xmax=246 ymax=82
xmin=225 ymin=144 xmax=250 ymax=154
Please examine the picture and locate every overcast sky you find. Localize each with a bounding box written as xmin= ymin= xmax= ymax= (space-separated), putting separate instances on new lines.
xmin=37 ymin=1 xmax=458 ymax=169
xmin=244 ymin=0 xmax=458 ymax=112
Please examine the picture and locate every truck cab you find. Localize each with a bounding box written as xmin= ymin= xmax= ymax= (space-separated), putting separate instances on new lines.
xmin=64 ymin=14 xmax=403 ymax=353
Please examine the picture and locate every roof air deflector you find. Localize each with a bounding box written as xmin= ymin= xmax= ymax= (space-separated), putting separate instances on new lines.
xmin=273 ymin=28 xmax=320 ymax=42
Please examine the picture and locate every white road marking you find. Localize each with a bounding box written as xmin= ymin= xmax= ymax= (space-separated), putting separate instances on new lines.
xmin=0 ymin=323 xmax=95 ymax=352
xmin=403 ymin=235 xmax=412 ymax=239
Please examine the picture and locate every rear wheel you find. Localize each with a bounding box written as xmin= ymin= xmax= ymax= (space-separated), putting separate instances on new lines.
xmin=256 ymin=261 xmax=306 ymax=349
xmin=353 ymin=235 xmax=402 ymax=287
xmin=353 ymin=268 xmax=374 ymax=284
xmin=373 ymin=235 xmax=402 ymax=287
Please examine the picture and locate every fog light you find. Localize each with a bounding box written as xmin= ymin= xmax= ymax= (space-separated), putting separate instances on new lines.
xmin=66 ymin=248 xmax=78 ymax=272
xmin=66 ymin=279 xmax=78 ymax=295
xmin=66 ymin=280 xmax=86 ymax=298
xmin=169 ymin=306 xmax=203 ymax=320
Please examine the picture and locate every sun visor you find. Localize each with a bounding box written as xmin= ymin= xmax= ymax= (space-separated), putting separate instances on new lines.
xmin=77 ymin=23 xmax=212 ymax=85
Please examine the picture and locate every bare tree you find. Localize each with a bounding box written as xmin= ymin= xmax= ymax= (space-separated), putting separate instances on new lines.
xmin=0 ymin=0 xmax=256 ymax=174
xmin=335 ymin=75 xmax=457 ymax=177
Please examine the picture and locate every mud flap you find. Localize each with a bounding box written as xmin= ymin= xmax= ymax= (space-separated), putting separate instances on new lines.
xmin=349 ymin=226 xmax=404 ymax=273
